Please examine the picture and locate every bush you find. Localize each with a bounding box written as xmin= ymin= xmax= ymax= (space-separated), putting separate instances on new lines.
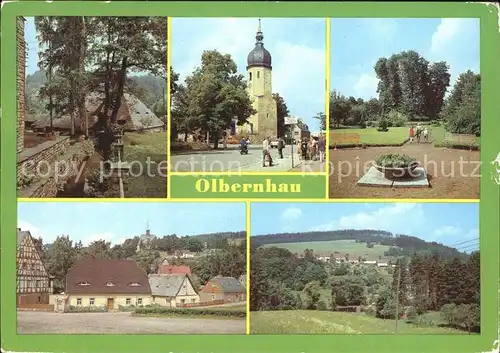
xmin=411 ymin=315 xmax=437 ymax=327
xmin=364 ymin=305 xmax=376 ymax=317
xmin=316 ymin=300 xmax=327 ymax=311
xmin=65 ymin=305 xmax=107 ymax=313
xmin=387 ymin=111 xmax=408 ymax=127
xmin=406 ymin=306 xmax=418 ymax=321
xmin=374 ymin=153 xmax=417 ymax=168
xmin=440 ymin=303 xmax=458 ymax=326
xmin=359 ymin=121 xmax=367 ymax=129
xmin=377 ymin=118 xmax=389 ymax=132
xmin=118 ymin=305 xmax=136 ymax=312
xmin=133 ymin=307 xmax=245 ymax=318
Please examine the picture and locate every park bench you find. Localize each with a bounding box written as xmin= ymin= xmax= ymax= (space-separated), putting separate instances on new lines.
xmin=331 ymin=132 xmax=361 ymax=150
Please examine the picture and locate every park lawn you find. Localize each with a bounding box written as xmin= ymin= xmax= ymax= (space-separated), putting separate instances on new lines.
xmin=331 ymin=127 xmax=408 ymax=146
xmin=122 ymin=131 xmax=167 ymax=198
xmin=262 ymin=239 xmax=392 ymax=259
xmin=430 ymin=125 xmax=480 ymax=147
xmin=250 ymin=310 xmax=469 ymax=334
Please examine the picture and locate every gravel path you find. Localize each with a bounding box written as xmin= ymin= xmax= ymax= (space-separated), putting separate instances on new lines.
xmin=17 ymin=311 xmax=245 ymax=334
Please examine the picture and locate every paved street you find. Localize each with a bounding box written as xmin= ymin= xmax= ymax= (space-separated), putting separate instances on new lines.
xmin=171 ymin=145 xmax=322 ymax=172
xmin=17 ymin=311 xmax=245 ymax=334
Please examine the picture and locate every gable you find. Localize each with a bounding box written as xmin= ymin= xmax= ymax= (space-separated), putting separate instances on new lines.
xmin=177 ymin=276 xmax=198 ymax=296
xmin=17 ymin=231 xmax=49 ymax=277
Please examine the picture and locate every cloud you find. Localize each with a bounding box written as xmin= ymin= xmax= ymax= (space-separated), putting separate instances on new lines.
xmin=172 ymin=18 xmax=325 ymax=131
xmin=465 ymin=228 xmax=479 ymax=240
xmin=82 ymin=232 xmax=118 ymax=246
xmin=310 ymin=203 xmax=424 ymax=234
xmin=281 ymin=206 xmax=303 ymax=221
xmin=18 ymin=220 xmax=46 ymax=241
xmin=430 ymin=19 xmax=462 ymax=54
xmin=432 ymin=225 xmax=461 ymax=238
xmin=353 ymin=74 xmax=379 ymax=99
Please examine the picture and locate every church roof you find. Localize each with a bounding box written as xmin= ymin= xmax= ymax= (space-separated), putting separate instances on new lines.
xmin=247 ymin=19 xmax=272 ymax=70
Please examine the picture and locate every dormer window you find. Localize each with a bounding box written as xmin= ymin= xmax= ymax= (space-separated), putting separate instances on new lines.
xmin=128 ymin=282 xmax=141 ymax=287
xmin=77 ymin=281 xmax=91 ymax=286
xmin=105 ymin=282 xmax=115 ymax=287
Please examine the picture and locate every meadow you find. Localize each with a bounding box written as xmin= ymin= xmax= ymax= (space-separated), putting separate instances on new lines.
xmin=262 ymin=239 xmax=392 ymax=259
xmin=250 ymin=310 xmax=471 ymax=334
xmin=123 ymin=131 xmax=167 ymax=198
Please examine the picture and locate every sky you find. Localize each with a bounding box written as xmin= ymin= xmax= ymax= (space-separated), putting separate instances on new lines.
xmin=18 ymin=202 xmax=246 ymax=245
xmin=172 ymin=18 xmax=326 ymax=132
xmin=251 ymin=203 xmax=479 ymax=252
xmin=25 ymin=17 xmax=39 ymax=76
xmin=331 ymin=18 xmax=480 ymax=100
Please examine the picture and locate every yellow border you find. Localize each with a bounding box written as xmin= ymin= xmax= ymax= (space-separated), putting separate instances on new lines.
xmin=17 ymin=198 xmax=480 ymax=203
xmin=167 ymin=17 xmax=172 ymax=200
xmin=169 ymin=171 xmax=325 ymax=176
xmin=245 ymin=201 xmax=251 ymax=335
xmin=325 ymin=17 xmax=331 ymax=199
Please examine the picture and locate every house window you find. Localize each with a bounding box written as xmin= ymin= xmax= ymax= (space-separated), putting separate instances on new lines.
xmin=77 ymin=281 xmax=90 ymax=286
xmin=128 ymin=282 xmax=141 ymax=287
xmin=191 ymin=299 xmax=196 ymax=303
xmin=180 ymin=299 xmax=185 ymax=304
xmin=257 ymin=71 xmax=260 ymax=79
xmin=125 ymin=298 xmax=131 ymax=305
xmin=211 ymin=295 xmax=215 ymax=301
xmin=76 ymin=298 xmax=82 ymax=306
xmin=89 ymin=298 xmax=95 ymax=306
xmin=249 ymin=72 xmax=252 ymax=81
xmin=136 ymin=298 xmax=143 ymax=305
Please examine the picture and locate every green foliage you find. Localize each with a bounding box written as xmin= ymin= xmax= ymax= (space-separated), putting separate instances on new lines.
xmin=440 ymin=70 xmax=481 ymax=136
xmin=410 ymin=315 xmax=437 ymax=327
xmin=440 ymin=303 xmax=459 ymax=326
xmin=386 ymin=110 xmax=408 ymax=127
xmin=374 ymin=153 xmax=417 ymax=168
xmin=330 ymin=276 xmax=365 ymax=306
xmin=118 ymin=305 xmax=137 ymax=312
xmin=316 ymin=300 xmax=327 ymax=311
xmin=133 ymin=307 xmax=245 ymax=317
xmin=377 ymin=118 xmax=389 ymax=132
xmin=303 ymin=281 xmax=322 ymax=309
xmin=65 ymin=305 xmax=108 ymax=313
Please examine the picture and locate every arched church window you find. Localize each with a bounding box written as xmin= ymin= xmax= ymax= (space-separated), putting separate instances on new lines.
xmin=257 ymin=71 xmax=260 ymax=79
xmin=249 ymin=72 xmax=252 ymax=81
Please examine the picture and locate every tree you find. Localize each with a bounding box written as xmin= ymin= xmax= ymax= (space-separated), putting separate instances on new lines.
xmin=313 ymin=112 xmax=326 ymax=131
xmin=178 ymin=50 xmax=256 ymax=148
xmin=273 ymin=93 xmax=289 ymax=138
xmin=440 ymin=70 xmax=481 ymax=135
xmin=83 ymin=240 xmax=112 ymax=260
xmin=303 ymin=280 xmax=321 ymax=309
xmin=44 ymin=235 xmax=78 ymax=292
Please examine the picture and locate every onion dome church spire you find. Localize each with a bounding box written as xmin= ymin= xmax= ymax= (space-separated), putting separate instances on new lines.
xmin=246 ymin=19 xmax=272 ymax=70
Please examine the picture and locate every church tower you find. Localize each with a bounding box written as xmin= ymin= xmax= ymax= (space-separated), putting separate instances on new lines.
xmin=238 ymin=19 xmax=278 ymax=141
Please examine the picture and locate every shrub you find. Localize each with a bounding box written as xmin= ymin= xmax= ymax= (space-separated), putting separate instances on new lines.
xmin=377 ymin=119 xmax=389 ymax=132
xmin=440 ymin=303 xmax=458 ymax=326
xmin=316 ymin=300 xmax=327 ymax=311
xmin=374 ymin=153 xmax=417 ymax=168
xmin=133 ymin=307 xmax=245 ymax=318
xmin=65 ymin=305 xmax=108 ymax=313
xmin=406 ymin=306 xmax=418 ymax=321
xmin=118 ymin=305 xmax=136 ymax=312
xmin=412 ymin=315 xmax=436 ymax=327
xmin=364 ymin=305 xmax=376 ymax=317
xmin=359 ymin=121 xmax=367 ymax=129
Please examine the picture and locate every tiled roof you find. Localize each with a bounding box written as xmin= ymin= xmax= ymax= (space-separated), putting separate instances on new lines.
xmin=148 ymin=274 xmax=191 ymax=297
xmin=157 ymin=265 xmax=192 ymax=276
xmin=66 ymin=259 xmax=151 ymax=295
xmin=205 ymin=276 xmax=245 ymax=294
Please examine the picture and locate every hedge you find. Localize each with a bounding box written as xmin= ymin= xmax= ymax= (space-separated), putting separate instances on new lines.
xmin=65 ymin=305 xmax=107 ymax=313
xmin=434 ymin=141 xmax=480 ymax=151
xmin=133 ymin=307 xmax=245 ymax=318
xmin=329 ymin=140 xmax=409 ymax=149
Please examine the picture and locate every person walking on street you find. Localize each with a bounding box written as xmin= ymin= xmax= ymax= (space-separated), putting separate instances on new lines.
xmin=301 ymin=138 xmax=308 ymax=160
xmin=409 ymin=125 xmax=415 ymax=143
xmin=277 ymin=137 xmax=285 ymax=159
xmin=318 ymin=134 xmax=326 ymax=163
xmin=222 ymin=131 xmax=228 ymax=149
xmin=262 ymin=136 xmax=273 ymax=167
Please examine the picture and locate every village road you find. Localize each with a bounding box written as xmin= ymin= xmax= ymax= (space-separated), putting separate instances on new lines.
xmin=170 ymin=145 xmax=296 ymax=172
xmin=17 ymin=311 xmax=245 ymax=334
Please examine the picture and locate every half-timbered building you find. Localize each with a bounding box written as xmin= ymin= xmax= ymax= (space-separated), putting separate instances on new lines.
xmin=17 ymin=229 xmax=53 ymax=305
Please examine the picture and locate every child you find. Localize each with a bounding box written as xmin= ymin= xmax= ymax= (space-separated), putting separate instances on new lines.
xmin=423 ymin=128 xmax=428 ymax=143
xmin=409 ymin=126 xmax=415 ymax=143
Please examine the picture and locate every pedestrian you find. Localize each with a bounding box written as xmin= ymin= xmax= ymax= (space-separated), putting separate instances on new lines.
xmin=318 ymin=134 xmax=325 ymax=163
xmin=301 ymin=138 xmax=308 ymax=160
xmin=409 ymin=125 xmax=415 ymax=143
xmin=277 ymin=137 xmax=284 ymax=159
xmin=423 ymin=127 xmax=429 ymax=143
xmin=262 ymin=136 xmax=273 ymax=167
xmin=222 ymin=131 xmax=228 ymax=149
xmin=297 ymin=138 xmax=302 ymax=160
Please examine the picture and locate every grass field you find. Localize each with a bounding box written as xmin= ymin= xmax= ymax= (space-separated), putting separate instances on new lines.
xmin=262 ymin=239 xmax=392 ymax=259
xmin=123 ymin=131 xmax=167 ymax=198
xmin=331 ymin=127 xmax=409 ymax=146
xmin=250 ymin=310 xmax=470 ymax=334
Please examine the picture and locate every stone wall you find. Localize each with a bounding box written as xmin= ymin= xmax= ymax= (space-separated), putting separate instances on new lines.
xmin=17 ymin=17 xmax=26 ymax=154
xmin=18 ymin=139 xmax=96 ymax=198
xmin=17 ymin=137 xmax=72 ymax=185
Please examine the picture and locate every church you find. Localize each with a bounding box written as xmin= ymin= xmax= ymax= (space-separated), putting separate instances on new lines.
xmin=232 ymin=20 xmax=278 ymax=142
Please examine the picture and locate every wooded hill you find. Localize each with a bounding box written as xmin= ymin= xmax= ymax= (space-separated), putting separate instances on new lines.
xmin=251 ymin=229 xmax=465 ymax=260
